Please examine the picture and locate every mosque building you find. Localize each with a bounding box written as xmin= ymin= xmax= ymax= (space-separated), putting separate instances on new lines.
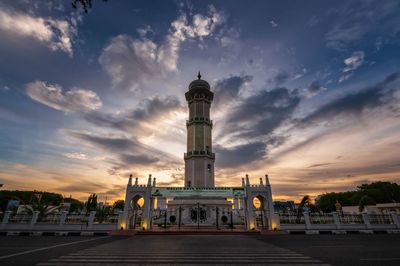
xmin=121 ymin=73 xmax=276 ymax=231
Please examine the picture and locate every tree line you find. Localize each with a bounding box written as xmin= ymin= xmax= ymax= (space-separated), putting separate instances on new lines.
xmin=315 ymin=181 xmax=400 ymax=213
xmin=0 ymin=190 xmax=125 ymax=215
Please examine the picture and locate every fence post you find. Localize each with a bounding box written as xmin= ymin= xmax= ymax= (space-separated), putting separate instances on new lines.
xmin=1 ymin=211 xmax=11 ymax=229
xmin=304 ymin=213 xmax=312 ymax=230
xmin=362 ymin=213 xmax=372 ymax=229
xmin=390 ymin=213 xmax=400 ymax=229
xmin=88 ymin=211 xmax=96 ymax=230
xmin=332 ymin=212 xmax=341 ymax=229
xmin=30 ymin=211 xmax=39 ymax=229
xmin=59 ymin=211 xmax=68 ymax=229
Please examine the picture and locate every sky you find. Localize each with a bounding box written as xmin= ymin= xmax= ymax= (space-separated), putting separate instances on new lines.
xmin=0 ymin=0 xmax=400 ymax=202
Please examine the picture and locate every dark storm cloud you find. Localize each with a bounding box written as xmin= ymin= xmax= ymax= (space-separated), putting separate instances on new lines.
xmin=130 ymin=96 xmax=182 ymax=120
xmin=66 ymin=130 xmax=181 ymax=168
xmin=305 ymin=81 xmax=325 ymax=98
xmin=299 ymin=72 xmax=400 ymax=126
xmin=214 ymin=142 xmax=267 ymax=168
xmin=268 ymin=71 xmax=289 ymax=86
xmin=67 ymin=131 xmax=137 ymax=151
xmin=212 ymin=74 xmax=252 ymax=107
xmin=226 ymin=87 xmax=300 ymax=138
xmin=83 ymin=96 xmax=183 ymax=131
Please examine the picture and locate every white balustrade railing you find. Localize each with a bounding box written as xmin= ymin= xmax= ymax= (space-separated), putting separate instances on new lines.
xmin=278 ymin=212 xmax=400 ymax=231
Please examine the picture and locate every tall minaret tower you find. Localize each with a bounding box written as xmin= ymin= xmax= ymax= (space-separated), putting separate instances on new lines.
xmin=184 ymin=72 xmax=215 ymax=187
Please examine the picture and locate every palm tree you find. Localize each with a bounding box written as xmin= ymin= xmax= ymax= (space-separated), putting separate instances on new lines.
xmin=22 ymin=203 xmax=59 ymax=221
xmin=95 ymin=206 xmax=112 ymax=223
xmin=296 ymin=195 xmax=311 ymax=223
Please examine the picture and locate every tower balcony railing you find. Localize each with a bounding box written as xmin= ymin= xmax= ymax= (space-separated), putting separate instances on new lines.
xmin=184 ymin=150 xmax=215 ymax=159
xmin=186 ymin=117 xmax=213 ymax=126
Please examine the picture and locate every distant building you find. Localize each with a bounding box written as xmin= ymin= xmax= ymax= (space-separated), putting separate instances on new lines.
xmin=121 ymin=74 xmax=276 ymax=231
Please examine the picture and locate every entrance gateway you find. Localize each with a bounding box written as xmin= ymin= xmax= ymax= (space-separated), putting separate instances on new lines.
xmin=121 ymin=73 xmax=277 ymax=231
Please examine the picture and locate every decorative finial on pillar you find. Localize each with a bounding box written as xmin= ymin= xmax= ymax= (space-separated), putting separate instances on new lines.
xmin=152 ymin=177 xmax=156 ymax=187
xmin=148 ymin=174 xmax=152 ymax=186
xmin=128 ymin=174 xmax=132 ymax=186
xmin=135 ymin=177 xmax=138 ymax=186
xmin=260 ymin=177 xmax=264 ymax=186
xmin=241 ymin=178 xmax=245 ymax=187
xmin=245 ymin=174 xmax=250 ymax=186
xmin=197 ymin=71 xmax=201 ymax=80
xmin=265 ymin=174 xmax=270 ymax=186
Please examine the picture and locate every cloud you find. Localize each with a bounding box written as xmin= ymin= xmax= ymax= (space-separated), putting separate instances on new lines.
xmin=214 ymin=142 xmax=267 ymax=168
xmin=99 ymin=6 xmax=224 ymax=91
xmin=305 ymin=81 xmax=327 ymax=98
xmin=300 ymin=72 xmax=400 ymax=127
xmin=137 ymin=25 xmax=153 ymax=38
xmin=325 ymin=23 xmax=367 ymax=51
xmin=84 ymin=96 xmax=183 ymax=132
xmin=268 ymin=71 xmax=289 ymax=86
xmin=58 ymin=181 xmax=109 ymax=194
xmin=0 ymin=9 xmax=76 ymax=55
xmin=224 ymin=87 xmax=300 ymax=139
xmin=338 ymin=73 xmax=353 ymax=84
xmin=343 ymin=51 xmax=365 ymax=72
xmin=66 ymin=130 xmax=181 ymax=170
xmin=338 ymin=51 xmax=365 ymax=83
xmin=212 ymin=74 xmax=252 ymax=107
xmin=324 ymin=1 xmax=399 ymax=51
xmin=26 ymin=81 xmax=102 ymax=113
xmin=63 ymin=152 xmax=87 ymax=160
xmin=270 ymin=20 xmax=278 ymax=28
xmin=119 ymin=154 xmax=159 ymax=165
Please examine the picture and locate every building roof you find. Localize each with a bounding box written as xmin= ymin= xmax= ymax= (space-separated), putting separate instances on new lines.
xmin=188 ymin=72 xmax=210 ymax=91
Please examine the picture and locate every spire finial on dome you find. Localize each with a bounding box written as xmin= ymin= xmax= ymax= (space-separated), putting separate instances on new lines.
xmin=197 ymin=71 xmax=201 ymax=80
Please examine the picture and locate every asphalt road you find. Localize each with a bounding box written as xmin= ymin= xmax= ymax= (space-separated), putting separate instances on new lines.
xmin=0 ymin=234 xmax=399 ymax=265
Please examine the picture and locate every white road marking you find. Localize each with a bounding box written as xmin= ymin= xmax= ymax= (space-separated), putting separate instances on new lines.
xmin=0 ymin=236 xmax=110 ymax=260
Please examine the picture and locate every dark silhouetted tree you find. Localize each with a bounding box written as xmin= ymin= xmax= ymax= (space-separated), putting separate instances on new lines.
xmin=112 ymin=200 xmax=124 ymax=211
xmin=296 ymin=195 xmax=310 ymax=223
xmin=85 ymin=193 xmax=98 ymax=213
xmin=358 ymin=195 xmax=376 ymax=212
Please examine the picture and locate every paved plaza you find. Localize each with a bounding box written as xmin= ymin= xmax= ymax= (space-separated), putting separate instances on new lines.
xmin=0 ymin=234 xmax=399 ymax=265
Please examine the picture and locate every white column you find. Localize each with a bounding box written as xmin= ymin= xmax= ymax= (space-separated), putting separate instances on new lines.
xmin=304 ymin=213 xmax=312 ymax=230
xmin=390 ymin=213 xmax=400 ymax=228
xmin=59 ymin=211 xmax=68 ymax=226
xmin=362 ymin=213 xmax=372 ymax=229
xmin=332 ymin=212 xmax=342 ymax=229
xmin=87 ymin=211 xmax=96 ymax=230
xmin=31 ymin=211 xmax=39 ymax=225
